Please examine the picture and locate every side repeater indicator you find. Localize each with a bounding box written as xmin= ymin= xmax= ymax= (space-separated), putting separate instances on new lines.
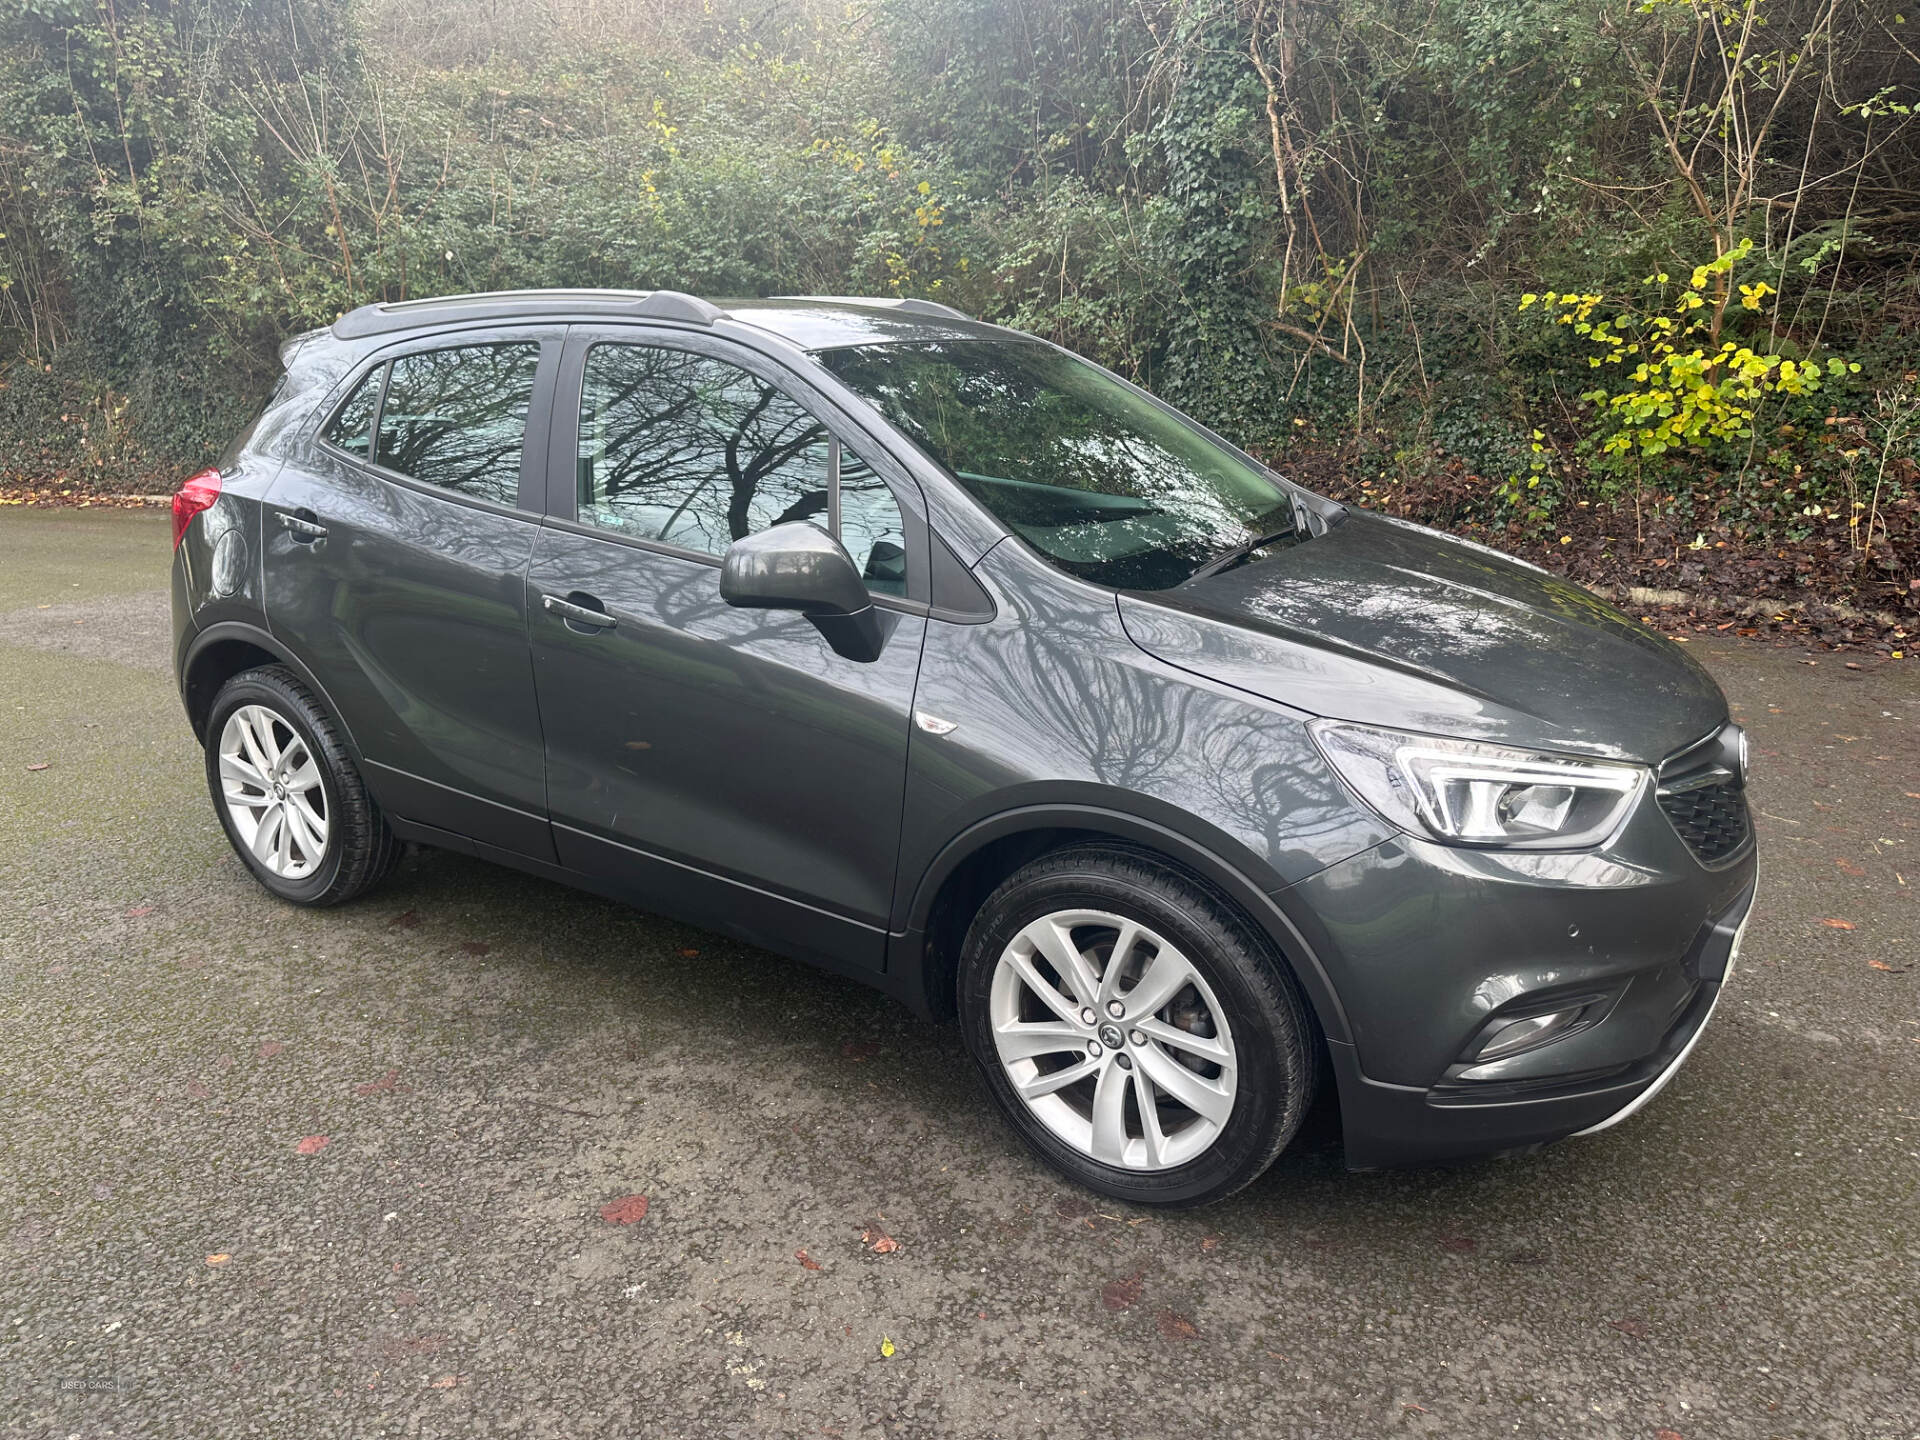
xmin=914 ymin=711 xmax=959 ymax=736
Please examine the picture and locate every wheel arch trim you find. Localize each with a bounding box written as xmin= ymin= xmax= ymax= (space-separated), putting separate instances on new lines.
xmin=897 ymin=803 xmax=1353 ymax=1045
xmin=181 ymin=621 xmax=364 ymax=762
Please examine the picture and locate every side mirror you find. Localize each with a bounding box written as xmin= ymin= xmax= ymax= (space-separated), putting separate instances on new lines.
xmin=720 ymin=522 xmax=890 ymax=662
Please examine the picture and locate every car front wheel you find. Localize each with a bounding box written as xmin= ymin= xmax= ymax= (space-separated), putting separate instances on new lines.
xmin=204 ymin=666 xmax=398 ymax=906
xmin=959 ymin=844 xmax=1318 ymax=1207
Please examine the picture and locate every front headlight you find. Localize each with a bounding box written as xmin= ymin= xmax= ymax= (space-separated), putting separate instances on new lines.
xmin=1310 ymin=720 xmax=1648 ymax=849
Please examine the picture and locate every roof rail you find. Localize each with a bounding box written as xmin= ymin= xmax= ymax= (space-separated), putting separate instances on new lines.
xmin=771 ymin=295 xmax=973 ymax=323
xmin=330 ymin=287 xmax=723 ymax=341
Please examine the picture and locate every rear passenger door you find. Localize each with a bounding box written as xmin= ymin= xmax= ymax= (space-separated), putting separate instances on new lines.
xmin=526 ymin=328 xmax=928 ymax=972
xmin=264 ymin=328 xmax=560 ymax=861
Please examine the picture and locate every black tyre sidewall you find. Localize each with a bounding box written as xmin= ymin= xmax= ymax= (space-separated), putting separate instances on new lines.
xmin=959 ymin=848 xmax=1315 ymax=1208
xmin=204 ymin=669 xmax=365 ymax=906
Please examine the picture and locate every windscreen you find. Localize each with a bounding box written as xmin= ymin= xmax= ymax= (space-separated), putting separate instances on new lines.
xmin=817 ymin=339 xmax=1297 ymax=590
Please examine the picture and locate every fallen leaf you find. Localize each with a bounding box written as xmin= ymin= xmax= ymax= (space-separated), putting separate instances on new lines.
xmin=1835 ymin=859 xmax=1867 ymax=877
xmin=1655 ymin=1430 xmax=1684 ymax=1440
xmin=678 ymin=947 xmax=699 ymax=958
xmin=1403 ymin=1403 xmax=1431 ymax=1414
xmin=1608 ymin=1317 xmax=1649 ymax=1339
xmin=354 ymin=1069 xmax=400 ymax=1097
xmin=294 ymin=1135 xmax=330 ymax=1155
xmin=1869 ymin=960 xmax=1907 ymax=973
xmin=599 ymin=1194 xmax=650 ymax=1225
xmin=1100 ymin=1272 xmax=1143 ymax=1310
xmin=795 ymin=1248 xmax=822 ymax=1271
xmin=205 ymin=1253 xmax=230 ymax=1266
xmin=25 ymin=762 xmax=50 ymax=772
xmin=1155 ymin=1309 xmax=1199 ymax=1340
xmin=427 ymin=1374 xmax=464 ymax=1389
xmin=1438 ymin=1235 xmax=1476 ymax=1253
xmin=1200 ymin=1235 xmax=1220 ymax=1252
xmin=258 ymin=1040 xmax=285 ymax=1059
xmin=388 ymin=910 xmax=420 ymax=930
xmin=1819 ymin=918 xmax=1856 ymax=930
xmin=861 ymin=1227 xmax=900 ymax=1254
xmin=186 ymin=1080 xmax=211 ymax=1100
xmin=878 ymin=1336 xmax=895 ymax=1358
xmin=125 ymin=905 xmax=155 ymax=918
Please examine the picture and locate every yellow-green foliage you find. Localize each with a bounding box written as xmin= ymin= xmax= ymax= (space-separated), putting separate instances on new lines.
xmin=1520 ymin=239 xmax=1860 ymax=474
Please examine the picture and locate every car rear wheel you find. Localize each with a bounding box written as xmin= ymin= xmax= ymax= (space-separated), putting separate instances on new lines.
xmin=204 ymin=666 xmax=398 ymax=906
xmin=959 ymin=844 xmax=1317 ymax=1207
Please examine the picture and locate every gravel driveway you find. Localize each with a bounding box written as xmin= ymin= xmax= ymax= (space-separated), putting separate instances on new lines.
xmin=2 ymin=507 xmax=1914 ymax=1440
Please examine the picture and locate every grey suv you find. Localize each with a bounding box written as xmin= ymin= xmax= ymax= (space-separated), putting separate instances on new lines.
xmin=170 ymin=290 xmax=1757 ymax=1206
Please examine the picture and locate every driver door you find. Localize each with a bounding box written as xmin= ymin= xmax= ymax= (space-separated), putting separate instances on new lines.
xmin=526 ymin=329 xmax=929 ymax=973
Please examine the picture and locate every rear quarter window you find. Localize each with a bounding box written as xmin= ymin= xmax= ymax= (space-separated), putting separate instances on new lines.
xmin=322 ymin=365 xmax=382 ymax=457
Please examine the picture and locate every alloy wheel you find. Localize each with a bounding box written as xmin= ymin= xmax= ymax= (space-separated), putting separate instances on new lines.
xmin=988 ymin=908 xmax=1238 ymax=1171
xmin=217 ymin=704 xmax=329 ymax=880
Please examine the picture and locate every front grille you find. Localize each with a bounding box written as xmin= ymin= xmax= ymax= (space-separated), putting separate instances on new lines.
xmin=1657 ymin=726 xmax=1752 ymax=866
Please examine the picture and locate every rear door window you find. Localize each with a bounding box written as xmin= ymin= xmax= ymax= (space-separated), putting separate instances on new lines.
xmin=374 ymin=343 xmax=541 ymax=506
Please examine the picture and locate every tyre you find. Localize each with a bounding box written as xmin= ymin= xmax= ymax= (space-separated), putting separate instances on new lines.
xmin=203 ymin=666 xmax=398 ymax=907
xmin=959 ymin=844 xmax=1317 ymax=1207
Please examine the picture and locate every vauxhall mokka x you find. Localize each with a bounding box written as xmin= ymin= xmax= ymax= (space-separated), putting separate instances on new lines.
xmin=170 ymin=290 xmax=1756 ymax=1206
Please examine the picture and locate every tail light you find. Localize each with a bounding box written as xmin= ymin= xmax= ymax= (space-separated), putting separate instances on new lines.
xmin=171 ymin=468 xmax=223 ymax=550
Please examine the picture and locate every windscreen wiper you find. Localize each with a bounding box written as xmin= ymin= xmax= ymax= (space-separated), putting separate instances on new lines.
xmin=1185 ymin=526 xmax=1298 ymax=583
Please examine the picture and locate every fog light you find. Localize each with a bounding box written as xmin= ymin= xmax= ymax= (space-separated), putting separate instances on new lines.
xmin=1472 ymin=1006 xmax=1585 ymax=1062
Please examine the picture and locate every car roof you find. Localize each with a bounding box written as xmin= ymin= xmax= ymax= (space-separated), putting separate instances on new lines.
xmin=328 ymin=289 xmax=1003 ymax=351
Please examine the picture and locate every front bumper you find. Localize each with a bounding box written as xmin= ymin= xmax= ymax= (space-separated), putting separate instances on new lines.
xmin=1570 ymin=875 xmax=1750 ymax=1138
xmin=1326 ymin=878 xmax=1750 ymax=1167
xmin=1281 ymin=771 xmax=1756 ymax=1169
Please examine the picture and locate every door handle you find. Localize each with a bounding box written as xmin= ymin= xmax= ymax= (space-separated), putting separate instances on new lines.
xmin=541 ymin=592 xmax=617 ymax=631
xmin=278 ymin=510 xmax=328 ymax=543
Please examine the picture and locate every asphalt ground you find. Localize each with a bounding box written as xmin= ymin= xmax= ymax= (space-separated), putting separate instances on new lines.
xmin=1 ymin=506 xmax=1915 ymax=1440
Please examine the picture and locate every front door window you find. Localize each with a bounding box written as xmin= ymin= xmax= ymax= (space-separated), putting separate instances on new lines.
xmin=576 ymin=343 xmax=906 ymax=595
